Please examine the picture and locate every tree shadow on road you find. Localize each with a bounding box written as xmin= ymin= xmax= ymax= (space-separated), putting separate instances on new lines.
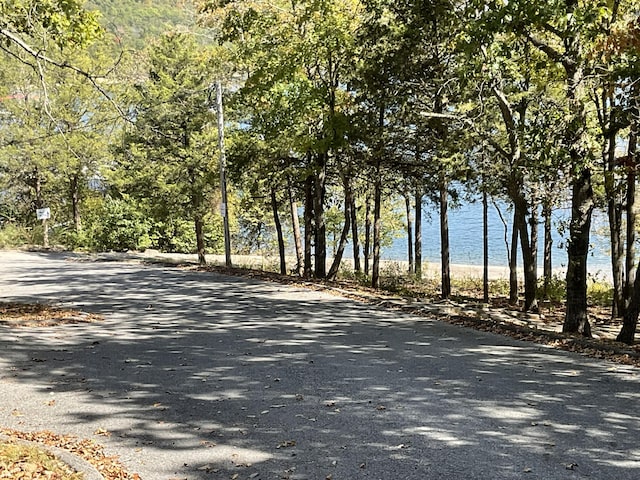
xmin=1 ymin=252 xmax=640 ymax=479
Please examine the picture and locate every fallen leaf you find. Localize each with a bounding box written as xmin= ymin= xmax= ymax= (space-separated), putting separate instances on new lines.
xmin=276 ymin=440 xmax=296 ymax=449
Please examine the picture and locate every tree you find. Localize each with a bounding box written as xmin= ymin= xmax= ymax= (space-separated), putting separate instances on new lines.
xmin=0 ymin=0 xmax=101 ymax=54
xmin=199 ymin=0 xmax=363 ymax=279
xmin=0 ymin=45 xmax=118 ymax=245
xmin=115 ymin=32 xmax=219 ymax=264
xmin=466 ymin=0 xmax=633 ymax=335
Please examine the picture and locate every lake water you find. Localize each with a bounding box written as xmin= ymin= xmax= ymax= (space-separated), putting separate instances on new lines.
xmin=380 ymin=199 xmax=613 ymax=278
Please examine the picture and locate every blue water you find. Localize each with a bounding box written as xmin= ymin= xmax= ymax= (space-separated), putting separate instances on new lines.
xmin=381 ymin=199 xmax=613 ymax=276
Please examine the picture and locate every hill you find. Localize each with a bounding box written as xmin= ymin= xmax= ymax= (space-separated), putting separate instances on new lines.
xmin=87 ymin=0 xmax=195 ymax=49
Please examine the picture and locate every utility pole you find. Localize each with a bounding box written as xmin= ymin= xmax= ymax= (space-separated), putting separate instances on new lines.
xmin=216 ymin=80 xmax=232 ymax=267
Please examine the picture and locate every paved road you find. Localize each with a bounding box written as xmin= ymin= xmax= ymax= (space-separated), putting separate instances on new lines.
xmin=1 ymin=251 xmax=639 ymax=480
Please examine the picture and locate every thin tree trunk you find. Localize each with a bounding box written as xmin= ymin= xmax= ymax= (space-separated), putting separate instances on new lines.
xmin=543 ymin=199 xmax=553 ymax=298
xmin=364 ymin=193 xmax=372 ymax=277
xmin=624 ymin=127 xmax=637 ymax=312
xmin=328 ymin=178 xmax=353 ymax=280
xmin=530 ymin=200 xmax=539 ymax=273
xmin=494 ymin=201 xmax=515 ymax=302
xmin=372 ymin=102 xmax=385 ymax=288
xmin=415 ymin=188 xmax=423 ymax=278
xmin=271 ymin=188 xmax=286 ymax=275
xmin=314 ymin=155 xmax=327 ymax=279
xmin=350 ymin=196 xmax=361 ymax=273
xmin=439 ymin=179 xmax=451 ymax=299
xmin=303 ymin=174 xmax=314 ymax=278
xmin=515 ymin=196 xmax=538 ymax=312
xmin=483 ymin=187 xmax=489 ymax=303
xmin=604 ymin=127 xmax=625 ymax=318
xmin=509 ymin=208 xmax=519 ymax=306
xmin=70 ymin=174 xmax=81 ymax=233
xmin=289 ymin=186 xmax=303 ymax=276
xmin=372 ymin=171 xmax=382 ymax=289
xmin=194 ymin=213 xmax=206 ymax=265
xmin=405 ymin=192 xmax=414 ymax=274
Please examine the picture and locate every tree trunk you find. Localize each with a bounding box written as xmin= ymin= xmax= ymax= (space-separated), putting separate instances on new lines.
xmin=542 ymin=198 xmax=553 ymax=298
xmin=364 ymin=193 xmax=372 ymax=277
xmin=303 ymin=174 xmax=314 ymax=278
xmin=194 ymin=213 xmax=206 ymax=265
xmin=483 ymin=187 xmax=489 ymax=303
xmin=563 ymin=168 xmax=594 ymax=337
xmin=624 ymin=127 xmax=637 ymax=312
xmin=289 ymin=186 xmax=303 ymax=276
xmin=609 ymin=197 xmax=624 ymax=318
xmin=514 ymin=196 xmax=538 ymax=312
xmin=314 ymin=155 xmax=327 ymax=279
xmin=371 ymin=171 xmax=382 ymax=289
xmin=561 ymin=30 xmax=594 ymax=336
xmin=70 ymin=174 xmax=82 ymax=233
xmin=604 ymin=127 xmax=625 ymax=318
xmin=415 ymin=188 xmax=423 ymax=278
xmin=350 ymin=195 xmax=361 ymax=273
xmin=617 ymin=261 xmax=640 ymax=344
xmin=328 ymin=178 xmax=353 ymax=280
xmin=530 ymin=200 xmax=539 ymax=274
xmin=509 ymin=208 xmax=519 ymax=306
xmin=271 ymin=188 xmax=286 ymax=275
xmin=405 ymin=192 xmax=414 ymax=274
xmin=439 ymin=179 xmax=451 ymax=299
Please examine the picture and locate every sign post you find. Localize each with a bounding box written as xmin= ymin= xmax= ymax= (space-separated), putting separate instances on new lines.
xmin=36 ymin=208 xmax=50 ymax=248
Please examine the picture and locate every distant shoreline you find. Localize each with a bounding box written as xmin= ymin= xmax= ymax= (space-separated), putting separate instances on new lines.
xmin=133 ymin=250 xmax=613 ymax=284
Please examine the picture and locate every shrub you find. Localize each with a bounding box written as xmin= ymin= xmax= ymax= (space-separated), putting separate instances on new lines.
xmin=88 ymin=198 xmax=152 ymax=252
xmin=0 ymin=223 xmax=33 ymax=247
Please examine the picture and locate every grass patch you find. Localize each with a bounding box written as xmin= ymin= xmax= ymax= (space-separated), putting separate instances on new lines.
xmin=0 ymin=440 xmax=83 ymax=479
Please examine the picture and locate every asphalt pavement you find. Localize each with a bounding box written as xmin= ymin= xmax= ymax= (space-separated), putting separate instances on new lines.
xmin=1 ymin=250 xmax=639 ymax=480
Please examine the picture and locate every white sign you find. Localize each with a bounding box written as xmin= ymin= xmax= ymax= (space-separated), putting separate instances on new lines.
xmin=36 ymin=208 xmax=50 ymax=220
xmin=220 ymin=202 xmax=227 ymax=217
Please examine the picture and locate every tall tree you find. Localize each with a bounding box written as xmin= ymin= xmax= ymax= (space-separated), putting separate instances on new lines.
xmin=116 ymin=32 xmax=218 ymax=264
xmin=468 ymin=0 xmax=631 ymax=335
xmin=199 ymin=0 xmax=362 ymax=278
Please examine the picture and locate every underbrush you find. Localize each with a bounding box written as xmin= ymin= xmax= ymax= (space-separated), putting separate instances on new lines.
xmin=336 ymin=264 xmax=614 ymax=308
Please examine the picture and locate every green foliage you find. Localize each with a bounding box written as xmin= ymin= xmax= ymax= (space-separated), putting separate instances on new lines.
xmin=0 ymin=0 xmax=103 ymax=49
xmin=152 ymin=215 xmax=224 ymax=254
xmin=538 ymin=275 xmax=567 ymax=303
xmin=87 ymin=0 xmax=193 ymax=49
xmin=87 ymin=197 xmax=152 ymax=251
xmin=587 ymin=275 xmax=614 ymax=307
xmin=0 ymin=223 xmax=34 ymax=248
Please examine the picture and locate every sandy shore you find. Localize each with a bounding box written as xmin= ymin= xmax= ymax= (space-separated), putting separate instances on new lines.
xmin=133 ymin=250 xmax=603 ymax=282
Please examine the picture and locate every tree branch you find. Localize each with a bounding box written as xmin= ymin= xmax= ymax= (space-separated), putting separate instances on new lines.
xmin=526 ymin=33 xmax=564 ymax=62
xmin=418 ymin=110 xmax=511 ymax=159
xmin=0 ymin=28 xmax=131 ymax=122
